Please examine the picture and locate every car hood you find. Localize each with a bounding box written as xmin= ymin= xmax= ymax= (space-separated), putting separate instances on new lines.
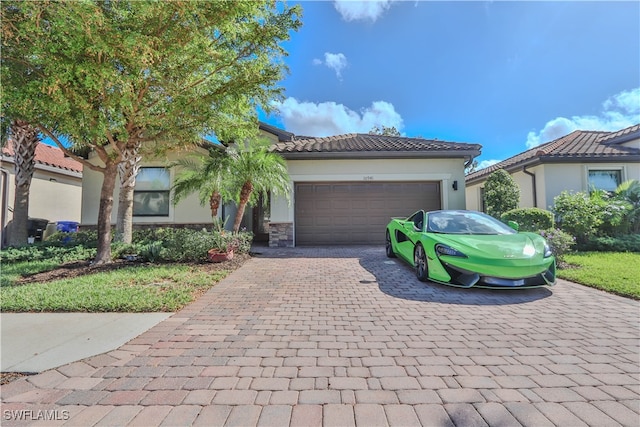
xmin=433 ymin=232 xmax=544 ymax=260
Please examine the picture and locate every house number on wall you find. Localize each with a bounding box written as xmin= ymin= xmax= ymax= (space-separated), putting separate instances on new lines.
xmin=363 ymin=176 xmax=374 ymax=181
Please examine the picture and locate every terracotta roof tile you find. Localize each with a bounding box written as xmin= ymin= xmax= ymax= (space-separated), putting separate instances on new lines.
xmin=465 ymin=125 xmax=640 ymax=183
xmin=2 ymin=142 xmax=83 ymax=173
xmin=272 ymin=133 xmax=481 ymax=157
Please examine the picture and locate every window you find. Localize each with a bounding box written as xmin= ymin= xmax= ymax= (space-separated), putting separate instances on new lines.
xmin=133 ymin=167 xmax=170 ymax=216
xmin=588 ymin=169 xmax=622 ymax=193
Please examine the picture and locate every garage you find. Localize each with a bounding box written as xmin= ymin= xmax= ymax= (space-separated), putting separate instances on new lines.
xmin=295 ymin=181 xmax=441 ymax=245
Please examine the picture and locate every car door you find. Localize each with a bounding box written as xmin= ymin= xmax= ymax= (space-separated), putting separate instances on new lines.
xmin=395 ymin=211 xmax=425 ymax=264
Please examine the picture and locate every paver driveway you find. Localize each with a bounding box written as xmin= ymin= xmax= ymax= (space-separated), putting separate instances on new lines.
xmin=2 ymin=246 xmax=638 ymax=426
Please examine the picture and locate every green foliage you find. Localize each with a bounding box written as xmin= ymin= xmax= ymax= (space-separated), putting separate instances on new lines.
xmin=139 ymin=241 xmax=163 ymax=263
xmin=558 ymin=252 xmax=640 ymax=299
xmin=369 ymin=125 xmax=401 ymax=136
xmin=3 ymin=0 xmax=302 ymax=263
xmin=552 ymin=191 xmax=603 ymax=243
xmin=483 ymin=169 xmax=520 ymax=219
xmin=1 ymin=244 xmax=96 ymax=264
xmin=614 ymin=179 xmax=640 ymax=233
xmin=501 ymin=208 xmax=553 ymax=232
xmin=538 ymin=229 xmax=575 ymax=262
xmin=578 ymin=234 xmax=640 ymax=252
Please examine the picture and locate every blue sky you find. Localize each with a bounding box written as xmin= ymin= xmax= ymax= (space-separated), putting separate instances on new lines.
xmin=260 ymin=0 xmax=640 ymax=169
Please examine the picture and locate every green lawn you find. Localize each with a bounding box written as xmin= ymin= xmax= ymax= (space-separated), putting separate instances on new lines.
xmin=1 ymin=263 xmax=231 ymax=312
xmin=558 ymin=252 xmax=640 ymax=299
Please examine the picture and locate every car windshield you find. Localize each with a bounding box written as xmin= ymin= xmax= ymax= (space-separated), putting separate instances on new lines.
xmin=427 ymin=211 xmax=517 ymax=235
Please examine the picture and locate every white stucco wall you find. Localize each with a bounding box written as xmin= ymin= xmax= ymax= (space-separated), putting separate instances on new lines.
xmin=271 ymin=157 xmax=468 ymax=223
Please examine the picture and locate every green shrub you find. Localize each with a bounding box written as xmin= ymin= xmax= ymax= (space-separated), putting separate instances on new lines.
xmin=45 ymin=230 xmax=98 ymax=247
xmin=552 ymin=191 xmax=603 ymax=243
xmin=538 ymin=229 xmax=575 ymax=263
xmin=1 ymin=244 xmax=96 ymax=264
xmin=484 ymin=169 xmax=520 ymax=219
xmin=501 ymin=208 xmax=553 ymax=232
xmin=579 ymin=234 xmax=640 ymax=252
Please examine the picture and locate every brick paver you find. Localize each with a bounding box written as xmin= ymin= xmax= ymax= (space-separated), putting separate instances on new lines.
xmin=1 ymin=246 xmax=638 ymax=426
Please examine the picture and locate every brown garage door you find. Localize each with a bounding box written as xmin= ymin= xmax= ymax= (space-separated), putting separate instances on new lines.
xmin=295 ymin=181 xmax=441 ymax=245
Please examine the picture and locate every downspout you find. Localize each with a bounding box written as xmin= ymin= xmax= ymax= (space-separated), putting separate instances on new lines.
xmin=0 ymin=167 xmax=10 ymax=248
xmin=522 ymin=166 xmax=537 ymax=208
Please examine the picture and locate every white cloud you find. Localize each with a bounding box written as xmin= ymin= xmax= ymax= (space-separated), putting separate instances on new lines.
xmin=333 ymin=0 xmax=394 ymax=23
xmin=271 ymin=97 xmax=404 ymax=137
xmin=477 ymin=159 xmax=500 ymax=170
xmin=526 ymin=87 xmax=640 ymax=148
xmin=313 ymin=52 xmax=348 ymax=80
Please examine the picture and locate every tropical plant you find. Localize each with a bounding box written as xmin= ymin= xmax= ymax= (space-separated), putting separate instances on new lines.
xmin=2 ymin=1 xmax=302 ymax=263
xmin=614 ymin=179 xmax=640 ymax=233
xmin=172 ymin=137 xmax=291 ymax=233
xmin=221 ymin=138 xmax=291 ymax=233
xmin=171 ymin=147 xmax=229 ymax=219
xmin=484 ymin=169 xmax=520 ymax=219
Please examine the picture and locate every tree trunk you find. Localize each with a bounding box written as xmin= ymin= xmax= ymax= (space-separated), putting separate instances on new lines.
xmin=94 ymin=160 xmax=119 ymax=264
xmin=115 ymin=142 xmax=141 ymax=243
xmin=209 ymin=191 xmax=221 ymax=218
xmin=7 ymin=120 xmax=39 ymax=247
xmin=232 ymin=181 xmax=253 ymax=232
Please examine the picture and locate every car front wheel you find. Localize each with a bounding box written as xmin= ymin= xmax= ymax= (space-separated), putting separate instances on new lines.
xmin=385 ymin=230 xmax=396 ymax=258
xmin=414 ymin=244 xmax=428 ymax=282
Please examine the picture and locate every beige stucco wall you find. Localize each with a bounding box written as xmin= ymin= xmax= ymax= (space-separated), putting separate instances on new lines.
xmin=466 ymin=161 xmax=640 ymax=212
xmin=271 ymin=157 xmax=468 ymax=223
xmin=1 ymin=162 xmax=82 ymax=225
xmin=81 ymin=148 xmax=215 ymax=226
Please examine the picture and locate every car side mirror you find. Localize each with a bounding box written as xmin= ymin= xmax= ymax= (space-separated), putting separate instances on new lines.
xmin=507 ymin=221 xmax=519 ymax=231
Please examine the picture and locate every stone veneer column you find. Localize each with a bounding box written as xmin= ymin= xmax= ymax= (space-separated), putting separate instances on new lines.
xmin=268 ymin=222 xmax=294 ymax=247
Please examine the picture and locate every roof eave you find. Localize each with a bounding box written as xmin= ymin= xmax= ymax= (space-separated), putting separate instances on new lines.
xmin=278 ymin=149 xmax=481 ymax=161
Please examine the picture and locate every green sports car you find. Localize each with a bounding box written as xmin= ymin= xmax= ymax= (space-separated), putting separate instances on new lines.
xmin=385 ymin=210 xmax=556 ymax=288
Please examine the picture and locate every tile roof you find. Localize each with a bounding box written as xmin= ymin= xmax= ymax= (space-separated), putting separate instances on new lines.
xmin=465 ymin=125 xmax=640 ymax=184
xmin=2 ymin=142 xmax=83 ymax=173
xmin=272 ymin=133 xmax=482 ymax=159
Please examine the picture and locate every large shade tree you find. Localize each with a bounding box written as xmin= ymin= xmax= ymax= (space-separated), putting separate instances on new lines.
xmin=172 ymin=138 xmax=290 ymax=233
xmin=1 ymin=1 xmax=302 ymax=263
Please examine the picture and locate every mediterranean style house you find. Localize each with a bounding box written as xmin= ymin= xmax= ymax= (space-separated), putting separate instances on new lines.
xmin=1 ymin=142 xmax=83 ymax=246
xmin=465 ymin=124 xmax=640 ymax=212
xmin=80 ymin=123 xmax=481 ymax=247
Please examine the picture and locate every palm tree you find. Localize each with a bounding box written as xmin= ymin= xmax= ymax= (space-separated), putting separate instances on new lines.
xmin=172 ymin=137 xmax=290 ymax=233
xmin=7 ymin=119 xmax=39 ymax=246
xmin=172 ymin=146 xmax=228 ymax=220
xmin=225 ymin=138 xmax=290 ymax=232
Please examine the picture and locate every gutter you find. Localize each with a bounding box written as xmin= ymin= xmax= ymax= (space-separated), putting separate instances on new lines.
xmin=522 ymin=166 xmax=537 ymax=208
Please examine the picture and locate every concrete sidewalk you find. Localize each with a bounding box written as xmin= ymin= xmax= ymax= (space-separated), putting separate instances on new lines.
xmin=1 ymin=313 xmax=171 ymax=372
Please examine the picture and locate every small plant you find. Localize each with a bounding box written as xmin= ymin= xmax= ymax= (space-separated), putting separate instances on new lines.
xmin=539 ymin=228 xmax=575 ymax=264
xmin=211 ymin=231 xmax=241 ymax=253
xmin=140 ymin=241 xmax=163 ymax=262
xmin=552 ymin=191 xmax=603 ymax=243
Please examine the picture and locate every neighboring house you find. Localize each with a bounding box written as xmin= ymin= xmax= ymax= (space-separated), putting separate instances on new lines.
xmin=1 ymin=142 xmax=83 ymax=245
xmin=465 ymin=124 xmax=640 ymax=213
xmin=80 ymin=123 xmax=481 ymax=247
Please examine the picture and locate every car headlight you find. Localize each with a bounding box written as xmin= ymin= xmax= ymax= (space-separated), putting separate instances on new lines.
xmin=544 ymin=242 xmax=553 ymax=258
xmin=435 ymin=244 xmax=467 ymax=258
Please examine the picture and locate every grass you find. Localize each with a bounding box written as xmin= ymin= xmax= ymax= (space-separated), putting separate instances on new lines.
xmin=1 ymin=263 xmax=230 ymax=312
xmin=558 ymin=252 xmax=640 ymax=299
